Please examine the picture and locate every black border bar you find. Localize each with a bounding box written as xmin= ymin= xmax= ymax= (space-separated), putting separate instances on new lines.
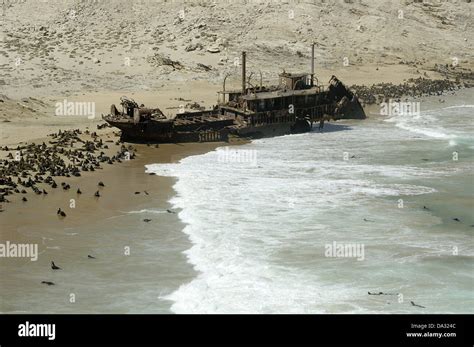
xmin=1 ymin=314 xmax=472 ymax=345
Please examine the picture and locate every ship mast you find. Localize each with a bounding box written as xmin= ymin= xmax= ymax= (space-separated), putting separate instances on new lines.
xmin=311 ymin=43 xmax=315 ymax=87
xmin=242 ymin=51 xmax=246 ymax=95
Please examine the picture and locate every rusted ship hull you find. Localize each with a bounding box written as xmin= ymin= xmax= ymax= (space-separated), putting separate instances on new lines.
xmin=106 ymin=97 xmax=364 ymax=143
xmin=107 ymin=118 xmax=313 ymax=143
xmin=104 ymin=46 xmax=366 ymax=144
xmin=106 ymin=119 xmax=231 ymax=143
xmin=232 ymin=118 xmax=312 ymax=139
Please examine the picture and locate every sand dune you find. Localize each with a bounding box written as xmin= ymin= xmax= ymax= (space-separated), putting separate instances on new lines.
xmin=0 ymin=0 xmax=472 ymax=98
xmin=0 ymin=0 xmax=472 ymax=141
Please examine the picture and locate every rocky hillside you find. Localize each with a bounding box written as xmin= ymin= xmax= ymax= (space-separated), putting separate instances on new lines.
xmin=0 ymin=0 xmax=472 ymax=98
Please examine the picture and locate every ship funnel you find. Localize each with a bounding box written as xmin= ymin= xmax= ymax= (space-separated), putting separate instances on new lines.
xmin=242 ymin=51 xmax=246 ymax=95
xmin=311 ymin=43 xmax=315 ymax=86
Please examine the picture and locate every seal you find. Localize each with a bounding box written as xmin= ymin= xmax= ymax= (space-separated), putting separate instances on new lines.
xmin=51 ymin=261 xmax=61 ymax=270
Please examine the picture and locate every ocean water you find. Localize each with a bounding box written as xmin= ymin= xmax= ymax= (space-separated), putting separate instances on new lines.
xmin=147 ymin=89 xmax=474 ymax=314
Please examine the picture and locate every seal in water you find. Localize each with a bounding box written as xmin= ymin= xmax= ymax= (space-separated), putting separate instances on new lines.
xmin=410 ymin=301 xmax=425 ymax=308
xmin=368 ymin=291 xmax=398 ymax=296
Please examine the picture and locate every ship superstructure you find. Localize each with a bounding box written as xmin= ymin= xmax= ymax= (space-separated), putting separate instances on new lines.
xmin=104 ymin=45 xmax=365 ymax=142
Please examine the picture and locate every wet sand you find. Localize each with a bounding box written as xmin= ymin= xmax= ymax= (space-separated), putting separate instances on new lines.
xmin=1 ymin=0 xmax=472 ymax=315
xmin=0 ymin=137 xmax=223 ymax=313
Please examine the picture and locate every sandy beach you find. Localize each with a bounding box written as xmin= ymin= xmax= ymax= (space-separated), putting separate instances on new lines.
xmin=0 ymin=137 xmax=224 ymax=313
xmin=0 ymin=0 xmax=473 ymax=314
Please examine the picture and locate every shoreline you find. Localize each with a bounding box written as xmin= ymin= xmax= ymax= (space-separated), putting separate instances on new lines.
xmin=145 ymin=91 xmax=474 ymax=313
xmin=1 ymin=77 xmax=471 ymax=313
xmin=0 ymin=0 xmax=472 ymax=316
xmin=2 ymin=66 xmax=472 ymax=147
xmin=1 ymin=81 xmax=470 ymax=222
xmin=0 ymin=138 xmax=225 ymax=313
xmin=1 ymin=87 xmax=472 ymax=313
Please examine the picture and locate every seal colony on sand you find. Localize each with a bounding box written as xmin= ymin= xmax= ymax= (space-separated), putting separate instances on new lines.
xmin=0 ymin=128 xmax=137 ymax=206
xmin=351 ymin=68 xmax=474 ymax=106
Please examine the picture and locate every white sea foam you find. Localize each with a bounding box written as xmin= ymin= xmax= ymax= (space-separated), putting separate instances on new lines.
xmin=147 ymin=104 xmax=474 ymax=313
xmin=444 ymin=104 xmax=474 ymax=109
xmin=126 ymin=209 xmax=168 ymax=214
xmin=384 ymin=102 xmax=474 ymax=142
xmin=385 ymin=113 xmax=454 ymax=139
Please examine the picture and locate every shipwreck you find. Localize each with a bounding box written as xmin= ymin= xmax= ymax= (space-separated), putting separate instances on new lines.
xmin=104 ymin=45 xmax=366 ymax=143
